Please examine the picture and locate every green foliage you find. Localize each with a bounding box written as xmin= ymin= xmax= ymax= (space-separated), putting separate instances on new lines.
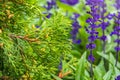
xmin=75 ymin=52 xmax=86 ymax=80
xmin=0 ymin=0 xmax=120 ymax=80
xmin=0 ymin=0 xmax=72 ymax=79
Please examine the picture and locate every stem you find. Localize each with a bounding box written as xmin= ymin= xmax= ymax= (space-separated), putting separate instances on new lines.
xmin=115 ymin=17 xmax=120 ymax=66
xmin=115 ymin=51 xmax=119 ymax=66
xmin=0 ymin=47 xmax=4 ymax=75
xmin=66 ymin=10 xmax=68 ymax=17
xmin=90 ymin=61 xmax=93 ymax=79
xmin=115 ymin=34 xmax=119 ymax=66
xmin=90 ymin=50 xmax=93 ymax=79
xmin=101 ymin=2 xmax=106 ymax=55
xmin=102 ymin=30 xmax=106 ymax=54
xmin=102 ymin=30 xmax=108 ymax=71
xmin=101 ymin=3 xmax=109 ymax=70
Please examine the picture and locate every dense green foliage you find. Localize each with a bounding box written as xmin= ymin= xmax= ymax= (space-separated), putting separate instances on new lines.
xmin=0 ymin=0 xmax=120 ymax=80
xmin=0 ymin=0 xmax=72 ymax=79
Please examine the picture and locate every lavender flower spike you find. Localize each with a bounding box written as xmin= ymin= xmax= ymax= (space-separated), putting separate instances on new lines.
xmin=115 ymin=75 xmax=120 ymax=80
xmin=71 ymin=13 xmax=81 ymax=44
xmin=86 ymin=0 xmax=102 ymax=78
xmin=111 ymin=0 xmax=120 ymax=66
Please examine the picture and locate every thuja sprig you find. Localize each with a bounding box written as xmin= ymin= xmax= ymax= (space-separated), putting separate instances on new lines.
xmin=85 ymin=0 xmax=103 ymax=78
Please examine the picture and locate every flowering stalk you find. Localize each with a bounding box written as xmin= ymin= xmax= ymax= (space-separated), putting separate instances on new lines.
xmin=60 ymin=0 xmax=81 ymax=44
xmin=86 ymin=0 xmax=103 ymax=78
xmin=99 ymin=1 xmax=109 ymax=54
xmin=111 ymin=13 xmax=120 ymax=66
xmin=110 ymin=0 xmax=120 ymax=66
xmin=71 ymin=13 xmax=81 ymax=44
xmin=98 ymin=0 xmax=113 ymax=71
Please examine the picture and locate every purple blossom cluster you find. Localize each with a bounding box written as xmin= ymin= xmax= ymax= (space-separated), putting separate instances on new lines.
xmin=58 ymin=56 xmax=63 ymax=71
xmin=97 ymin=1 xmax=112 ymax=58
xmin=85 ymin=0 xmax=105 ymax=77
xmin=44 ymin=0 xmax=56 ymax=18
xmin=86 ymin=0 xmax=112 ymax=63
xmin=71 ymin=13 xmax=81 ymax=44
xmin=85 ymin=0 xmax=104 ymax=62
xmin=115 ymin=75 xmax=120 ymax=80
xmin=60 ymin=0 xmax=79 ymax=5
xmin=45 ymin=0 xmax=56 ymax=10
xmin=115 ymin=0 xmax=120 ymax=10
xmin=99 ymin=1 xmax=109 ymax=40
xmin=86 ymin=0 xmax=103 ymax=7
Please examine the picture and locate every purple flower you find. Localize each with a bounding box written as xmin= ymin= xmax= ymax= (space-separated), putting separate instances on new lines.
xmin=88 ymin=35 xmax=98 ymax=42
xmin=86 ymin=43 xmax=96 ymax=50
xmin=115 ymin=46 xmax=120 ymax=52
xmin=96 ymin=0 xmax=111 ymax=57
xmin=35 ymin=26 xmax=40 ymax=28
xmin=58 ymin=61 xmax=62 ymax=71
xmin=73 ymin=39 xmax=81 ymax=44
xmin=85 ymin=28 xmax=99 ymax=35
xmin=85 ymin=0 xmax=100 ymax=50
xmin=58 ymin=56 xmax=63 ymax=71
xmin=107 ymin=13 xmax=115 ymax=20
xmin=114 ymin=39 xmax=120 ymax=43
xmin=72 ymin=21 xmax=81 ymax=28
xmin=85 ymin=0 xmax=104 ymax=77
xmin=110 ymin=30 xmax=120 ymax=36
xmin=115 ymin=75 xmax=120 ymax=80
xmin=71 ymin=13 xmax=81 ymax=44
xmin=86 ymin=18 xmax=92 ymax=23
xmin=88 ymin=53 xmax=95 ymax=62
xmin=100 ymin=22 xmax=109 ymax=30
xmin=73 ymin=13 xmax=80 ymax=19
xmin=46 ymin=1 xmax=53 ymax=10
xmin=86 ymin=0 xmax=103 ymax=7
xmin=43 ymin=0 xmax=56 ymax=19
xmin=60 ymin=0 xmax=79 ymax=6
xmin=115 ymin=0 xmax=120 ymax=10
xmin=71 ymin=29 xmax=78 ymax=35
xmin=86 ymin=0 xmax=101 ymax=76
xmin=100 ymin=35 xmax=107 ymax=41
xmin=45 ymin=0 xmax=56 ymax=10
xmin=46 ymin=13 xmax=52 ymax=18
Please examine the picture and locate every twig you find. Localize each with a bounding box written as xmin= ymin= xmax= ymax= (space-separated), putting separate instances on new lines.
xmin=9 ymin=34 xmax=39 ymax=42
xmin=58 ymin=70 xmax=71 ymax=78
